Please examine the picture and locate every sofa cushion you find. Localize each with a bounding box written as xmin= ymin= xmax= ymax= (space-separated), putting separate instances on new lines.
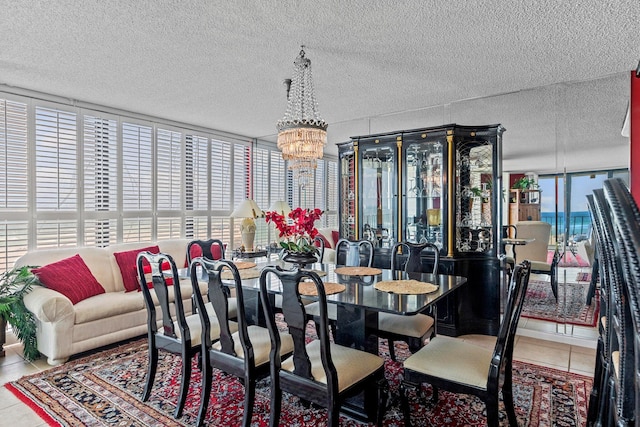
xmin=314 ymin=234 xmax=331 ymax=249
xmin=73 ymin=291 xmax=146 ymax=324
xmin=113 ymin=245 xmax=160 ymax=292
xmin=32 ymin=254 xmax=105 ymax=305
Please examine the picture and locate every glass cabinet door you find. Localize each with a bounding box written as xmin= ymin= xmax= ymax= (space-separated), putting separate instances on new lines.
xmin=455 ymin=141 xmax=494 ymax=254
xmin=403 ymin=138 xmax=444 ymax=249
xmin=359 ymin=143 xmax=396 ymax=247
xmin=339 ymin=148 xmax=356 ymax=240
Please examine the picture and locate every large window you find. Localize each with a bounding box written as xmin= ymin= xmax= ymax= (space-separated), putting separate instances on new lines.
xmin=0 ymin=91 xmax=338 ymax=271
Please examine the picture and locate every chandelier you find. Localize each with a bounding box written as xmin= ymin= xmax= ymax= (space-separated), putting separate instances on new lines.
xmin=276 ymin=47 xmax=328 ymax=185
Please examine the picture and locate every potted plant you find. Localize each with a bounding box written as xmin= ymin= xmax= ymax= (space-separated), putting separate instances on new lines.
xmin=0 ymin=266 xmax=39 ymax=361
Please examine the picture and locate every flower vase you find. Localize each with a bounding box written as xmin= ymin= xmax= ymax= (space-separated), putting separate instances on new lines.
xmin=282 ymin=251 xmax=318 ymax=268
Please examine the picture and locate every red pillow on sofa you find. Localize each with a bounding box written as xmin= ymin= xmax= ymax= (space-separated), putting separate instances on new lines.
xmin=32 ymin=254 xmax=105 ymax=305
xmin=315 ymin=234 xmax=331 ymax=249
xmin=332 ymin=231 xmax=340 ymax=248
xmin=113 ymin=245 xmax=160 ymax=292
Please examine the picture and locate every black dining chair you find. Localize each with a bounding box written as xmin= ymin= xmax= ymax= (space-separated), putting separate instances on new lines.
xmin=377 ymin=241 xmax=440 ymax=360
xmin=186 ymin=238 xmax=226 ymax=264
xmin=259 ymin=266 xmax=388 ymax=426
xmin=189 ymin=257 xmax=293 ymax=427
xmin=187 ymin=238 xmax=237 ymax=319
xmin=400 ymin=260 xmax=531 ymax=427
xmin=602 ymin=179 xmax=638 ymax=426
xmin=305 ymin=238 xmax=374 ymax=336
xmin=335 ymin=238 xmax=374 ymax=267
xmin=137 ymin=251 xmax=221 ymax=419
xmin=585 ymin=193 xmax=612 ymax=426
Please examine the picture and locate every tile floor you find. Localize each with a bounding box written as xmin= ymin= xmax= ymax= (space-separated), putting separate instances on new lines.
xmin=0 ymin=323 xmax=598 ymax=427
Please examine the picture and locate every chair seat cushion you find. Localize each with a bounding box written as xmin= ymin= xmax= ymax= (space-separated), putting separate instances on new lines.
xmin=213 ymin=325 xmax=294 ymax=367
xmin=304 ymin=301 xmax=337 ymax=320
xmin=378 ymin=312 xmax=434 ymax=338
xmin=403 ymin=335 xmax=492 ymax=390
xmin=281 ymin=340 xmax=384 ymax=392
xmin=529 ymin=260 xmax=551 ymax=272
xmin=174 ymin=312 xmax=237 ymax=347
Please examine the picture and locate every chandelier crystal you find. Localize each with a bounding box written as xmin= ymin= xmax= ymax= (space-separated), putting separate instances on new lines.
xmin=277 ymin=47 xmax=327 ymax=182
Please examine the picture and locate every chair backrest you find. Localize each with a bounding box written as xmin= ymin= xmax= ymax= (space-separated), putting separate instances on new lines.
xmin=187 ymin=239 xmax=225 ymax=264
xmin=259 ymin=266 xmax=338 ymax=390
xmin=512 ymin=221 xmax=551 ymax=263
xmin=190 ymin=257 xmax=249 ymax=357
xmin=489 ymin=260 xmax=531 ymax=387
xmin=137 ymin=251 xmax=188 ymax=341
xmin=594 ymin=186 xmax=635 ymax=422
xmin=335 ymin=238 xmax=374 ymax=267
xmin=313 ymin=235 xmax=325 ymax=263
xmin=390 ymin=241 xmax=439 ymax=274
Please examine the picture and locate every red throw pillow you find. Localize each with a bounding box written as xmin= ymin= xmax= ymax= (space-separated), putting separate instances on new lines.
xmin=32 ymin=254 xmax=105 ymax=305
xmin=113 ymin=245 xmax=160 ymax=292
xmin=142 ymin=261 xmax=174 ymax=286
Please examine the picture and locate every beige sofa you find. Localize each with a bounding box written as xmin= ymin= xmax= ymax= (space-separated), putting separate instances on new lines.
xmin=14 ymin=239 xmax=197 ymax=365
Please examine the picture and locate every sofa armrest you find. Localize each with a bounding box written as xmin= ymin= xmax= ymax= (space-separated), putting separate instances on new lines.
xmin=23 ymin=286 xmax=74 ymax=323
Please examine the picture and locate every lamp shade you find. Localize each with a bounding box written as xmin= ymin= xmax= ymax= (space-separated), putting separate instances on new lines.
xmin=230 ymin=199 xmax=264 ymax=219
xmin=269 ymin=200 xmax=291 ymax=216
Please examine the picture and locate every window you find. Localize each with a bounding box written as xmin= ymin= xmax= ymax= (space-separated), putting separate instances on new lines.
xmin=0 ymin=90 xmax=338 ymax=272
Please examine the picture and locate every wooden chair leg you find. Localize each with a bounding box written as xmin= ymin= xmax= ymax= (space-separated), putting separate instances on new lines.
xmin=269 ymin=381 xmax=282 ymax=427
xmin=142 ymin=343 xmax=158 ymax=401
xmin=502 ymin=374 xmax=518 ymax=426
xmin=196 ymin=355 xmax=212 ymax=427
xmin=400 ymin=382 xmax=414 ymax=427
xmin=242 ymin=378 xmax=256 ymax=427
xmin=174 ymin=353 xmax=192 ymax=418
xmin=388 ymin=339 xmax=397 ymax=361
xmin=328 ymin=400 xmax=340 ymax=427
xmin=485 ymin=398 xmax=500 ymax=427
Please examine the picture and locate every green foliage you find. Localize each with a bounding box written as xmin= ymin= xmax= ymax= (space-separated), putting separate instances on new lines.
xmin=0 ymin=266 xmax=40 ymax=361
xmin=511 ymin=177 xmax=539 ymax=190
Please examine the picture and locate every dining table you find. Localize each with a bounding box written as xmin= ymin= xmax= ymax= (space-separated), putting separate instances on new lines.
xmin=208 ymin=260 xmax=468 ymax=354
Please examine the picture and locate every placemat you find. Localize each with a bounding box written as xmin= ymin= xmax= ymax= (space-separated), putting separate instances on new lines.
xmin=221 ymin=268 xmax=261 ymax=280
xmin=302 ymin=269 xmax=327 ymax=277
xmin=298 ymin=281 xmax=346 ymax=296
xmin=233 ymin=261 xmax=256 ymax=270
xmin=374 ymin=279 xmax=438 ymax=294
xmin=334 ymin=266 xmax=382 ymax=276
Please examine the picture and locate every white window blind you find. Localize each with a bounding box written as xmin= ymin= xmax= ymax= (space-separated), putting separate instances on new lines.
xmin=156 ymin=128 xmax=182 ymax=211
xmin=122 ymin=122 xmax=153 ymax=211
xmin=0 ymin=221 xmax=28 ymax=271
xmin=83 ymin=115 xmax=118 ymax=212
xmin=211 ymin=138 xmax=233 ymax=211
xmin=35 ymin=106 xmax=77 ymax=211
xmin=326 ymin=160 xmax=339 ymax=228
xmin=186 ymin=134 xmax=209 ymax=211
xmin=0 ymin=99 xmax=28 ymax=210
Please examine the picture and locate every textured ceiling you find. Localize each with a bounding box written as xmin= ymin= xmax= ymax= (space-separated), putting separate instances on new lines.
xmin=0 ymin=0 xmax=638 ymax=172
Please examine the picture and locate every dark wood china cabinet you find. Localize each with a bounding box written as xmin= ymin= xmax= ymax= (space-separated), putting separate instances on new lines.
xmin=338 ymin=124 xmax=505 ymax=336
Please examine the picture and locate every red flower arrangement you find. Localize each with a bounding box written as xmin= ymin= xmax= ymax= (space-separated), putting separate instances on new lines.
xmin=265 ymin=207 xmax=323 ymax=254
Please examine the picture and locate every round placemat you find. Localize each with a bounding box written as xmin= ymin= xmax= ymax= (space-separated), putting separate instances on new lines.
xmin=221 ymin=268 xmax=261 ymax=280
xmin=301 ymin=269 xmax=327 ymax=277
xmin=299 ymin=281 xmax=346 ymax=296
xmin=334 ymin=266 xmax=382 ymax=276
xmin=233 ymin=261 xmax=256 ymax=270
xmin=374 ymin=279 xmax=438 ymax=294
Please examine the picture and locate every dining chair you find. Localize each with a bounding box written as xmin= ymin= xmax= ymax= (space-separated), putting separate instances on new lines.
xmin=186 ymin=238 xmax=237 ymax=319
xmin=259 ymin=266 xmax=388 ymax=426
xmin=585 ymin=192 xmax=612 ymax=426
xmin=400 ymin=260 xmax=531 ymax=427
xmin=335 ymin=238 xmax=374 ymax=267
xmin=602 ymin=179 xmax=639 ymax=426
xmin=136 ymin=251 xmax=221 ymax=419
xmin=511 ymin=221 xmax=559 ymax=299
xmin=186 ymin=238 xmax=226 ymax=264
xmin=377 ymin=241 xmax=439 ymax=360
xmin=189 ymin=257 xmax=293 ymax=427
xmin=305 ymin=238 xmax=374 ymax=336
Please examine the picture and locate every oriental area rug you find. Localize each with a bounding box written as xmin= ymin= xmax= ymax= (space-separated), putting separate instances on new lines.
xmin=6 ymin=336 xmax=591 ymax=426
xmin=522 ymin=279 xmax=599 ymax=327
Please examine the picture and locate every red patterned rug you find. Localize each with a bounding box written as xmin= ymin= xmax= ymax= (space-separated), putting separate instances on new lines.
xmin=522 ymin=279 xmax=599 ymax=327
xmin=6 ymin=334 xmax=591 ymax=426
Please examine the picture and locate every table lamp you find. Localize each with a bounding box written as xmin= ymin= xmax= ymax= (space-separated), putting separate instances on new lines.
xmin=269 ymin=200 xmax=292 ymax=217
xmin=231 ymin=199 xmax=264 ymax=251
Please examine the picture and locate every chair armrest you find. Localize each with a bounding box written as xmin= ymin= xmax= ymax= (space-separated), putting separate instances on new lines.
xmin=23 ymin=286 xmax=74 ymax=323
